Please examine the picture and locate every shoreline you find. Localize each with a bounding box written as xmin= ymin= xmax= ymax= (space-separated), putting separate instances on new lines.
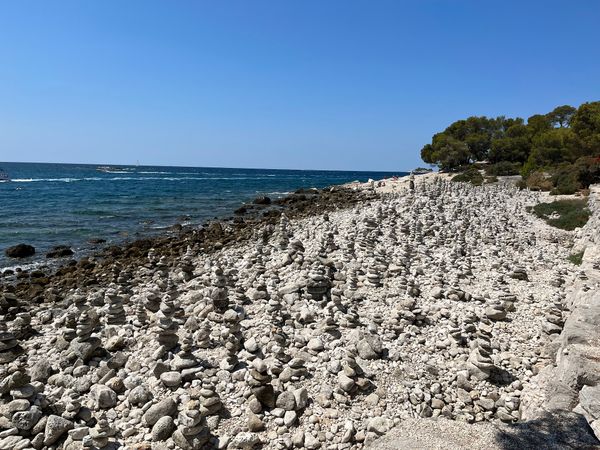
xmin=0 ymin=184 xmax=378 ymax=304
xmin=1 ymin=174 xmax=599 ymax=449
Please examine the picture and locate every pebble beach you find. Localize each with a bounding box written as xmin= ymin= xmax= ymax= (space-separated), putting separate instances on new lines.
xmin=1 ymin=174 xmax=599 ymax=450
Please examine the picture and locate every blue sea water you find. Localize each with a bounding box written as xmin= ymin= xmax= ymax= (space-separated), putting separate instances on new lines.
xmin=0 ymin=162 xmax=406 ymax=269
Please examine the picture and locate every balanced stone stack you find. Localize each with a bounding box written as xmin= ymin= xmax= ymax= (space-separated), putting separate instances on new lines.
xmin=247 ymin=358 xmax=276 ymax=410
xmin=306 ymin=260 xmax=330 ymax=302
xmin=210 ymin=266 xmax=229 ymax=312
xmin=88 ymin=413 xmax=116 ymax=448
xmin=288 ymin=239 xmax=305 ymax=267
xmin=178 ymin=246 xmax=196 ymax=281
xmin=61 ymin=309 xmax=79 ymax=342
xmin=172 ymin=330 xmax=199 ymax=371
xmin=220 ymin=309 xmax=243 ymax=371
xmin=133 ymin=295 xmax=148 ymax=327
xmin=156 ymin=296 xmax=179 ymax=352
xmin=467 ymin=324 xmax=496 ymax=381
xmin=485 ymin=301 xmax=507 ymax=321
xmin=173 ymin=403 xmax=210 ymax=450
xmin=195 ymin=320 xmax=212 ymax=349
xmin=144 ymin=288 xmax=161 ymax=313
xmin=0 ymin=326 xmax=22 ymax=364
xmin=105 ymin=289 xmax=126 ymax=325
xmin=274 ymin=214 xmax=290 ymax=250
xmin=365 ymin=259 xmax=382 ymax=287
xmin=337 ymin=354 xmax=373 ymax=396
xmin=344 ymin=265 xmax=359 ymax=293
xmin=543 ymin=304 xmax=564 ymax=334
xmin=199 ymin=379 xmax=222 ymax=416
xmin=147 ymin=247 xmax=158 ymax=266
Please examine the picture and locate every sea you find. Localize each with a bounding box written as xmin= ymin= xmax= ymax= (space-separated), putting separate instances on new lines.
xmin=0 ymin=162 xmax=407 ymax=270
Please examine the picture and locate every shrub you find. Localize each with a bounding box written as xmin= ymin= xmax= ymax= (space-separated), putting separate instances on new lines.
xmin=525 ymin=171 xmax=553 ymax=191
xmin=574 ymin=156 xmax=600 ymax=188
xmin=485 ymin=161 xmax=522 ymax=176
xmin=551 ymin=164 xmax=582 ymax=195
xmin=567 ymin=250 xmax=585 ymax=265
xmin=530 ymin=199 xmax=590 ymax=230
xmin=452 ymin=167 xmax=484 ymax=185
xmin=515 ymin=179 xmax=527 ymax=190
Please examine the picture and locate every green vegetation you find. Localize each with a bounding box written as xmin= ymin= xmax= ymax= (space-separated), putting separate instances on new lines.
xmin=421 ymin=102 xmax=600 ymax=193
xmin=567 ymin=250 xmax=585 ymax=265
xmin=529 ymin=199 xmax=590 ymax=230
xmin=485 ymin=161 xmax=521 ymax=176
xmin=451 ymin=167 xmax=483 ymax=185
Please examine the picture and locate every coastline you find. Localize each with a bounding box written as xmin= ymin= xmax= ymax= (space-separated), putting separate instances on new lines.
xmin=1 ymin=174 xmax=599 ymax=449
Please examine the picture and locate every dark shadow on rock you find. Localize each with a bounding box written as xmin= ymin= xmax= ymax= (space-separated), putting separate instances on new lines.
xmin=494 ymin=411 xmax=600 ymax=449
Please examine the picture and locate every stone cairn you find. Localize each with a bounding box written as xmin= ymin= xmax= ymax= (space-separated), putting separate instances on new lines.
xmin=155 ymin=295 xmax=179 ymax=353
xmin=247 ymin=358 xmax=276 ymax=410
xmin=467 ymin=322 xmax=496 ymax=380
xmin=306 ymin=260 xmax=330 ymax=302
xmin=337 ymin=353 xmax=373 ymax=396
xmin=173 ymin=402 xmax=210 ymax=449
xmin=210 ymin=265 xmax=229 ymax=313
xmin=288 ymin=239 xmax=305 ymax=267
xmin=143 ymin=287 xmax=161 ymax=313
xmin=61 ymin=308 xmax=79 ymax=343
xmin=133 ymin=295 xmax=148 ymax=328
xmin=0 ymin=322 xmax=22 ymax=364
xmin=220 ymin=309 xmax=243 ymax=371
xmin=172 ymin=329 xmax=199 ymax=371
xmin=105 ymin=288 xmax=126 ymax=326
xmin=543 ymin=302 xmax=565 ymax=335
xmin=199 ymin=377 xmax=222 ymax=416
xmin=274 ymin=214 xmax=291 ymax=250
xmin=365 ymin=259 xmax=382 ymax=288
xmin=195 ymin=319 xmax=212 ymax=349
xmin=88 ymin=412 xmax=116 ymax=448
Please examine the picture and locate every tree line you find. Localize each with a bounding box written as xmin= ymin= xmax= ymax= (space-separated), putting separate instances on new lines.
xmin=420 ymin=101 xmax=600 ymax=193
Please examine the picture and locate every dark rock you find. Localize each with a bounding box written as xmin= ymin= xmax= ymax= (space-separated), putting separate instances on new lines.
xmin=253 ymin=385 xmax=276 ymax=408
xmin=46 ymin=246 xmax=74 ymax=258
xmin=5 ymin=244 xmax=35 ymax=258
xmin=253 ymin=196 xmax=272 ymax=205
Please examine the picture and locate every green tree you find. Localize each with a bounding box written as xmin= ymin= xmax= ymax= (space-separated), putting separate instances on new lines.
xmin=571 ymin=101 xmax=600 ymax=155
xmin=435 ymin=135 xmax=471 ymax=171
xmin=523 ymin=128 xmax=578 ymax=175
xmin=488 ymin=123 xmax=531 ymax=163
xmin=547 ymin=105 xmax=576 ymax=128
xmin=420 ymin=133 xmax=471 ymax=171
xmin=527 ymin=114 xmax=553 ymax=135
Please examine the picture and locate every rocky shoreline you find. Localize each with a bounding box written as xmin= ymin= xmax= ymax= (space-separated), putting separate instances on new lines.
xmin=1 ymin=175 xmax=599 ymax=450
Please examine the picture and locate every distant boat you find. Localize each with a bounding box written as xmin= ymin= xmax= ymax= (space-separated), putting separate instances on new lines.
xmin=96 ymin=165 xmax=134 ymax=174
xmin=0 ymin=168 xmax=10 ymax=182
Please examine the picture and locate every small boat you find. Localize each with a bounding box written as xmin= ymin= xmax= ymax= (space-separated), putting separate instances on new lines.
xmin=96 ymin=165 xmax=134 ymax=173
xmin=0 ymin=168 xmax=10 ymax=182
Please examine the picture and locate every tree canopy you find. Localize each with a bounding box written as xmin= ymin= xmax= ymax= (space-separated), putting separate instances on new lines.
xmin=421 ymin=101 xmax=600 ymax=193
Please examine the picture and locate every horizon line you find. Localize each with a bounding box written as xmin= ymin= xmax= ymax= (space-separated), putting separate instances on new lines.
xmin=0 ymin=160 xmax=414 ymax=174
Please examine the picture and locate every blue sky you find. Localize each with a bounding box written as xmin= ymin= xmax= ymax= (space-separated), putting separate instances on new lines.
xmin=1 ymin=1 xmax=599 ymax=171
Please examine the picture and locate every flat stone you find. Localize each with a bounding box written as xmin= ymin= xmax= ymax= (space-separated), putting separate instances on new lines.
xmin=160 ymin=371 xmax=182 ymax=387
xmin=143 ymin=397 xmax=177 ymax=427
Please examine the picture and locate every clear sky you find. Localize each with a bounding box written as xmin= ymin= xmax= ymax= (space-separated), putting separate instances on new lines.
xmin=1 ymin=1 xmax=599 ymax=171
